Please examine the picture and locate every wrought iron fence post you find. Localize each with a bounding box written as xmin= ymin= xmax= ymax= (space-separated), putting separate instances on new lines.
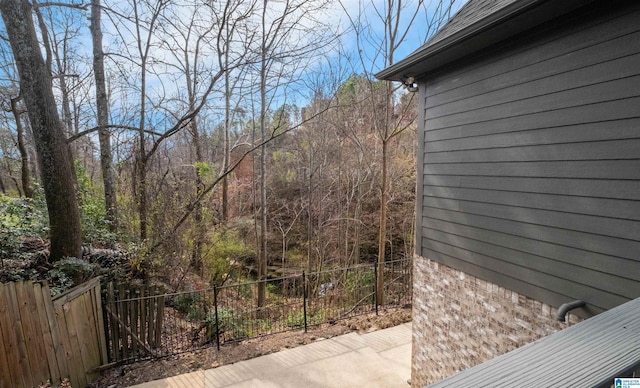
xmin=373 ymin=262 xmax=379 ymax=315
xmin=302 ymin=271 xmax=308 ymax=333
xmin=214 ymin=285 xmax=220 ymax=351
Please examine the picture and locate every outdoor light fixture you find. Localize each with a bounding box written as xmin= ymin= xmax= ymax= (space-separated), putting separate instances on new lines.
xmin=401 ymin=75 xmax=419 ymax=92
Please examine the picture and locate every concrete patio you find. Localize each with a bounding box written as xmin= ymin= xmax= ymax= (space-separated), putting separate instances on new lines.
xmin=130 ymin=322 xmax=412 ymax=388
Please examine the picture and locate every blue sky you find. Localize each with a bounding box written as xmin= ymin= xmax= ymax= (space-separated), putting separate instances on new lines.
xmin=333 ymin=0 xmax=468 ymax=75
xmin=0 ymin=0 xmax=470 ymax=145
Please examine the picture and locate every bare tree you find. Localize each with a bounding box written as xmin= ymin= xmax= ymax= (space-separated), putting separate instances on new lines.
xmin=9 ymin=94 xmax=32 ymax=198
xmin=0 ymin=31 xmax=35 ymax=199
xmin=90 ymin=0 xmax=118 ymax=232
xmin=131 ymin=0 xmax=166 ymax=241
xmin=340 ymin=0 xmax=458 ymax=304
xmin=99 ymin=0 xmax=259 ymax=245
xmin=155 ymin=0 xmax=256 ymax=270
xmin=38 ymin=3 xmax=79 ymax=137
xmin=0 ymin=0 xmax=82 ymax=260
xmin=251 ymin=0 xmax=336 ymax=308
xmin=157 ymin=0 xmax=213 ymax=270
xmin=220 ymin=2 xmax=256 ymax=223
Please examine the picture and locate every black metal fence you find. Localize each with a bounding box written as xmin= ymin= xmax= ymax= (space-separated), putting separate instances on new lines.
xmin=103 ymin=258 xmax=412 ymax=362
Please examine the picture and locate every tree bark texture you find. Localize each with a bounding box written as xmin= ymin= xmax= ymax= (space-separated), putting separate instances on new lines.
xmin=90 ymin=0 xmax=119 ymax=232
xmin=256 ymin=0 xmax=268 ymax=309
xmin=0 ymin=0 xmax=82 ymax=260
xmin=376 ymin=138 xmax=388 ymax=305
xmin=190 ymin=121 xmax=205 ymax=273
xmin=10 ymin=96 xmax=32 ymax=198
xmin=222 ymin=46 xmax=230 ymax=223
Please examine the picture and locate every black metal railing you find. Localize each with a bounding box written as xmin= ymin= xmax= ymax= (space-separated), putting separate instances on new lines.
xmin=103 ymin=257 xmax=412 ymax=362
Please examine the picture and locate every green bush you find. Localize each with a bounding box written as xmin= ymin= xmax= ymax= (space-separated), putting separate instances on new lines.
xmin=205 ymin=310 xmax=218 ymax=340
xmin=286 ymin=309 xmax=324 ymax=328
xmin=75 ymin=162 xmax=116 ymax=245
xmin=202 ymin=228 xmax=255 ymax=286
xmin=216 ymin=307 xmax=249 ymax=339
xmin=187 ymin=306 xmax=206 ymax=321
xmin=172 ymin=292 xmax=201 ymax=315
xmin=172 ymin=292 xmax=213 ymax=322
xmin=0 ymin=267 xmax=39 ymax=284
xmin=203 ymin=308 xmax=271 ymax=341
xmin=286 ymin=310 xmax=305 ymax=328
xmin=46 ymin=257 xmax=101 ymax=295
xmin=346 ymin=268 xmax=375 ymax=292
xmin=0 ymin=191 xmax=48 ymax=259
xmin=252 ymin=318 xmax=271 ymax=336
xmin=266 ymin=282 xmax=280 ymax=296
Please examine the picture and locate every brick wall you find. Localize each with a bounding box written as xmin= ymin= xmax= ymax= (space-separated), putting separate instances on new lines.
xmin=412 ymin=255 xmax=581 ymax=387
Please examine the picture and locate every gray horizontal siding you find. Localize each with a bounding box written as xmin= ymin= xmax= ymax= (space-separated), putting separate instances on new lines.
xmin=422 ymin=196 xmax=640 ymax=240
xmin=421 ymin=227 xmax=639 ymax=297
xmin=425 ymin=119 xmax=639 ymax=151
xmin=424 ymin=187 xmax=640 ymax=220
xmin=424 ymin=176 xmax=640 ymax=201
xmin=427 ymin=75 xmax=640 ymax=130
xmin=424 ymin=160 xmax=640 ymax=179
xmin=425 ymin=97 xmax=640 ymax=141
xmin=426 ymin=139 xmax=640 ymax=163
xmin=427 ymin=51 xmax=640 ymax=119
xmin=423 ymin=209 xmax=640 ymax=262
xmin=426 ymin=4 xmax=640 ymax=99
xmin=418 ymin=0 xmax=640 ymax=314
xmin=421 ymin=218 xmax=640 ymax=279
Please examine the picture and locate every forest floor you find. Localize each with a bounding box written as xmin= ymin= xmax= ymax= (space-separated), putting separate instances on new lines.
xmin=91 ymin=307 xmax=411 ymax=387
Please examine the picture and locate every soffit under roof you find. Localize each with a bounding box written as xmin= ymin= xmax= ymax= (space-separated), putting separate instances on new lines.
xmin=376 ymin=0 xmax=593 ymax=82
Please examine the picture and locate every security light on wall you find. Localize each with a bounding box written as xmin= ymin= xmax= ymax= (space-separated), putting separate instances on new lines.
xmin=401 ymin=76 xmax=419 ymax=92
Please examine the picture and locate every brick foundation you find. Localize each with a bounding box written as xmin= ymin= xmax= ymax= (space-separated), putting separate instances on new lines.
xmin=411 ymin=255 xmax=581 ymax=387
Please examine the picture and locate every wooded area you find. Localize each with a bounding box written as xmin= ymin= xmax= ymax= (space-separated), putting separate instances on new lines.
xmin=0 ymin=0 xmax=458 ymax=300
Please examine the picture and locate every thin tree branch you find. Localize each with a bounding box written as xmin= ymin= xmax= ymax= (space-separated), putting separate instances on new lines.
xmin=67 ymin=124 xmax=162 ymax=143
xmin=148 ymin=100 xmax=338 ymax=254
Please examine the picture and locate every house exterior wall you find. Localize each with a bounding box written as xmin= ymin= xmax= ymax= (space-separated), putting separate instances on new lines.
xmin=411 ymin=257 xmax=580 ymax=386
xmin=412 ymin=0 xmax=640 ymax=386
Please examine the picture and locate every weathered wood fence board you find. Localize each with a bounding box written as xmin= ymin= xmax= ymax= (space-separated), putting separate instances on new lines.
xmin=0 ymin=313 xmax=12 ymax=388
xmin=0 ymin=278 xmax=106 ymax=388
xmin=103 ymin=283 xmax=164 ymax=363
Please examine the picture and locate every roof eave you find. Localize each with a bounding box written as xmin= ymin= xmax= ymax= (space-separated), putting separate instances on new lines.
xmin=376 ymin=0 xmax=594 ymax=82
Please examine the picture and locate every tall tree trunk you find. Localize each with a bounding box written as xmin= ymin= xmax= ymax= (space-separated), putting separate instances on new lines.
xmin=32 ymin=3 xmax=52 ymax=75
xmin=0 ymin=0 xmax=82 ymax=260
xmin=58 ymin=75 xmax=74 ymax=136
xmin=376 ymin=138 xmax=388 ymax=305
xmin=307 ymin=152 xmax=312 ymax=270
xmin=258 ymin=69 xmax=267 ymax=309
xmin=132 ymin=0 xmax=151 ymax=242
xmin=222 ymin=40 xmax=230 ymax=223
xmin=190 ymin=120 xmax=205 ymax=273
xmin=10 ymin=96 xmax=32 ymax=198
xmin=257 ymin=0 xmax=268 ymax=309
xmin=137 ymin=156 xmax=148 ymax=241
xmin=90 ymin=0 xmax=118 ymax=233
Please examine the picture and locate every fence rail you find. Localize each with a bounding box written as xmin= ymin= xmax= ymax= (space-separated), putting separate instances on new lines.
xmin=104 ymin=258 xmax=412 ymax=362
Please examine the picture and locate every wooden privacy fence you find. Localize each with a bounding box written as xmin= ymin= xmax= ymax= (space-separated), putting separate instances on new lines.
xmin=103 ymin=283 xmax=165 ymax=363
xmin=0 ymin=277 xmax=107 ymax=388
